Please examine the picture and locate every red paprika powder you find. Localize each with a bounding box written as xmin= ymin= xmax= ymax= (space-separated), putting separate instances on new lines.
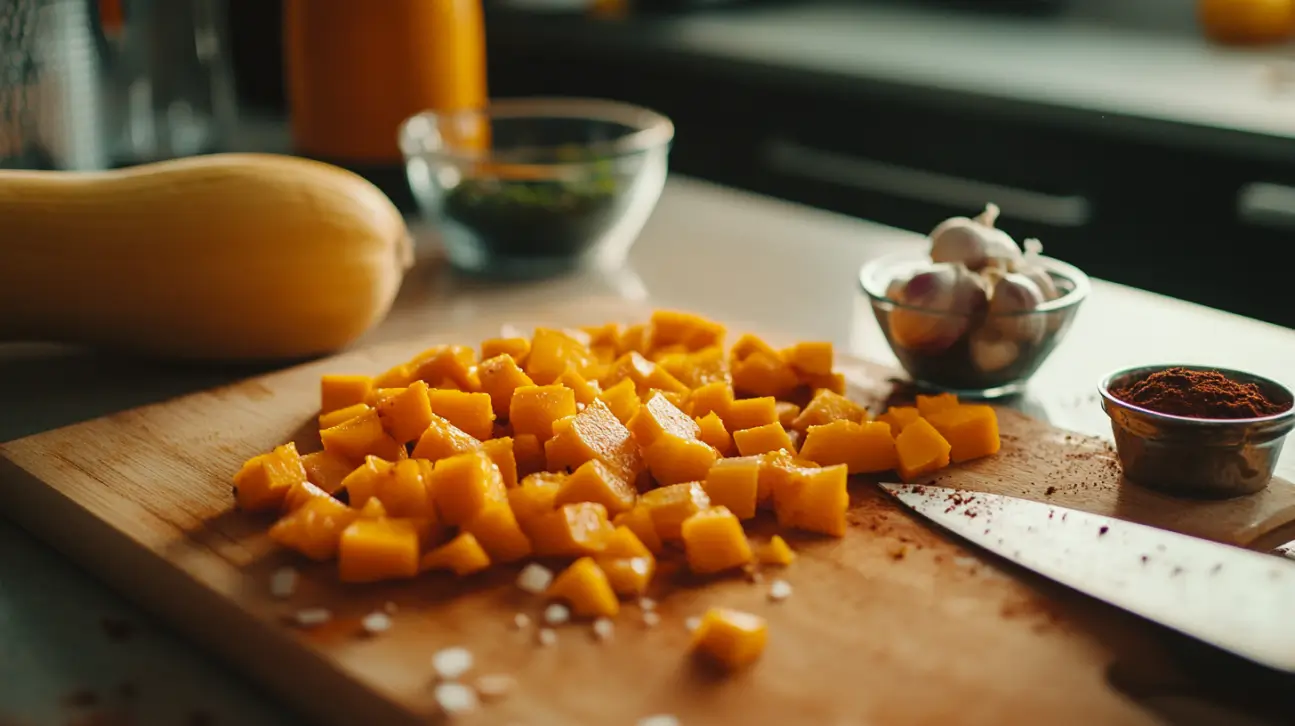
xmin=1111 ymin=367 xmax=1289 ymax=419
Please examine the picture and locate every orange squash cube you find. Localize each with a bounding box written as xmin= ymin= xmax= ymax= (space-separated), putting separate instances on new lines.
xmin=721 ymin=396 xmax=779 ymax=433
xmin=420 ymin=532 xmax=491 ymax=576
xmin=233 ymin=442 xmax=308 ymax=512
xmin=642 ymin=436 xmax=718 ymax=486
xmin=657 ymin=346 xmax=732 ymax=389
xmin=374 ymin=380 xmax=435 ymax=444
xmin=283 ymin=480 xmax=333 ymax=513
xmin=617 ymin=323 xmax=651 ymax=357
xmin=595 ymin=378 xmax=641 ymax=424
xmin=681 ymin=506 xmax=753 ymax=574
xmin=508 ymin=472 xmax=566 ymax=523
xmin=639 ymin=482 xmax=710 ymax=542
xmin=755 ymin=535 xmax=796 ymax=566
xmin=702 ymin=455 xmax=761 ymax=520
xmin=629 ymin=391 xmax=700 ymax=446
xmin=411 ymin=345 xmax=479 ymax=392
xmin=427 ymin=450 xmax=507 ymax=526
xmin=733 ymin=422 xmax=797 ymax=457
xmin=480 ymin=437 xmax=519 ymax=488
xmin=731 ymin=333 xmax=781 ymax=362
xmin=410 ymin=414 xmax=481 ymax=462
xmin=611 ymin=505 xmax=664 ymax=554
xmin=478 ymin=354 xmax=536 ymax=418
xmin=525 ymin=328 xmax=596 ymax=385
xmin=602 ymin=352 xmax=689 ymax=397
xmin=557 ymin=367 xmax=602 ymax=406
xmin=463 ymin=504 xmax=532 ymax=563
xmin=268 ymin=495 xmax=358 ymax=561
xmin=805 ymin=371 xmax=848 ymax=395
xmin=357 ymin=496 xmax=388 ymax=519
xmin=338 ymin=518 xmax=421 ymax=583
xmin=512 ymin=433 xmax=547 ymax=478
xmin=648 ymin=310 xmax=726 ymax=351
xmin=895 ymin=418 xmax=952 ymax=482
xmin=481 ymin=336 xmax=530 ymax=365
xmin=582 ymin=322 xmax=621 ymax=349
xmin=800 ymin=420 xmax=898 ymax=474
xmin=775 ymin=402 xmax=801 ymax=429
xmin=338 ymin=455 xmax=396 ymax=508
xmin=688 ymin=382 xmax=735 ymax=419
xmin=373 ymin=459 xmax=435 ymax=518
xmin=782 ymin=341 xmax=834 ymax=377
xmin=773 ymin=463 xmax=849 ymax=537
xmin=365 ymin=387 xmax=404 ymax=408
xmin=525 ymin=502 xmax=615 ymax=557
xmin=320 ymin=374 xmax=374 ymax=414
xmin=318 ymin=402 xmax=371 ymax=430
xmin=426 ymin=389 xmax=495 ymax=441
xmin=924 ymin=404 xmax=1001 ymax=463
xmin=554 ymin=459 xmax=638 ymax=516
xmin=595 ymin=526 xmax=657 ymax=594
xmin=510 ymin=384 xmax=578 ymax=441
xmin=547 ymin=557 xmax=620 ymax=618
xmin=915 ymin=392 xmax=960 ymax=417
xmin=300 ymin=450 xmax=355 ymax=495
xmin=732 ymin=351 xmax=800 ymax=399
xmin=691 ymin=608 xmax=768 ymax=671
xmin=544 ymin=399 xmax=643 ymax=480
xmin=373 ymin=362 xmax=415 ymax=389
xmin=791 ymin=389 xmax=869 ymax=433
xmin=876 ymin=406 xmax=923 ymax=438
xmin=320 ymin=409 xmax=405 ymax=463
xmin=695 ymin=412 xmax=734 ymax=456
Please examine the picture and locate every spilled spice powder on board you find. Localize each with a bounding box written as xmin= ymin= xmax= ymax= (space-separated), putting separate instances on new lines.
xmin=1111 ymin=367 xmax=1289 ymax=419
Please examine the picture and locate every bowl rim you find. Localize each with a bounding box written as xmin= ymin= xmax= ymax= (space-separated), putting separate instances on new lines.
xmin=857 ymin=250 xmax=1091 ymax=316
xmin=1098 ymin=363 xmax=1295 ymax=426
xmin=398 ymin=97 xmax=675 ymax=165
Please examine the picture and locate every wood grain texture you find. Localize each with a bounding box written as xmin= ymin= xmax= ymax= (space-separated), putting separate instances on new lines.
xmin=3 ymin=299 xmax=1295 ymax=726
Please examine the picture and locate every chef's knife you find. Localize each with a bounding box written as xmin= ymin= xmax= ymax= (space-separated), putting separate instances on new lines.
xmin=878 ymin=483 xmax=1295 ymax=674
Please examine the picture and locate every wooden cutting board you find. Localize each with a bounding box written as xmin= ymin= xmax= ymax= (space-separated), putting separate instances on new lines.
xmin=4 ymin=299 xmax=1295 ymax=726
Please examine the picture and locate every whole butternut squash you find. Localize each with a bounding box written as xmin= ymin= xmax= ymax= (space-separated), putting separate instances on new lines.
xmin=0 ymin=153 xmax=414 ymax=361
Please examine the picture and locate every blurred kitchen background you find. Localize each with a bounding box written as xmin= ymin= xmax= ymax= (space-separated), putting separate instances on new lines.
xmin=7 ymin=0 xmax=1295 ymax=328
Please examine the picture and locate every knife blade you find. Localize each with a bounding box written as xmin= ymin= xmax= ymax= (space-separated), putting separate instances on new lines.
xmin=878 ymin=482 xmax=1295 ymax=674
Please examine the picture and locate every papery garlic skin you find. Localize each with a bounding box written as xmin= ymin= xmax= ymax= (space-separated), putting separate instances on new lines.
xmin=985 ymin=272 xmax=1047 ymax=343
xmin=887 ymin=262 xmax=990 ymax=353
xmin=929 ymin=203 xmax=1023 ymax=271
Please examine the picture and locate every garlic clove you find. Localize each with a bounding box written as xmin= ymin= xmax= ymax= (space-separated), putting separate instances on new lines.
xmin=887 ymin=263 xmax=989 ymax=353
xmin=985 ymin=272 xmax=1046 ymax=343
xmin=969 ymin=330 xmax=1021 ymax=373
xmin=929 ymin=204 xmax=1022 ymax=271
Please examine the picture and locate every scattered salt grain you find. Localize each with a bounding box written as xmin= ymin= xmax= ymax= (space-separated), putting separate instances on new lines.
xmin=592 ymin=617 xmax=614 ymax=641
xmin=431 ymin=647 xmax=474 ymax=681
xmin=642 ymin=611 xmax=661 ymax=628
xmin=474 ymin=674 xmax=516 ymax=701
xmin=512 ymin=613 xmax=531 ymax=630
xmin=269 ymin=567 xmax=298 ymax=599
xmin=434 ymin=682 xmax=479 ymax=715
xmin=769 ymin=579 xmax=793 ymax=602
xmin=537 ymin=628 xmax=558 ymax=647
xmin=638 ymin=715 xmax=681 ymax=726
xmin=638 ymin=597 xmax=656 ymax=611
xmin=361 ymin=612 xmax=392 ymax=635
xmin=684 ymin=616 xmax=701 ymax=632
xmin=293 ymin=608 xmax=331 ymax=628
xmin=516 ymin=563 xmax=554 ymax=595
xmin=543 ymin=603 xmax=570 ymax=626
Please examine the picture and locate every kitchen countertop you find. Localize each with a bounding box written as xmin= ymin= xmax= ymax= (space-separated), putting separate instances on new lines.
xmin=3 ymin=176 xmax=1295 ymax=725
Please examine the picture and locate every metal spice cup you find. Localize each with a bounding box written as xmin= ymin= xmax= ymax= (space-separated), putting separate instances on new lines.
xmin=1098 ymin=365 xmax=1295 ymax=499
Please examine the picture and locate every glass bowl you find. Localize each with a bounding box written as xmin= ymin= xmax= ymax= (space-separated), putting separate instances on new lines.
xmin=858 ymin=251 xmax=1091 ymax=399
xmin=399 ymin=97 xmax=674 ymax=278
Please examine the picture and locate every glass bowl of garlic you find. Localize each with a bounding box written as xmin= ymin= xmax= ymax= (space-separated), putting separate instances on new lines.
xmin=858 ymin=204 xmax=1091 ymax=399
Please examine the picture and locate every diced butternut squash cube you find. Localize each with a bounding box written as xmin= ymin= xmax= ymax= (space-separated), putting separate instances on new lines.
xmin=544 ymin=399 xmax=643 ymax=480
xmin=525 ymin=502 xmax=615 ymax=557
xmin=805 ymin=372 xmax=847 ymax=395
xmin=374 ymin=459 xmax=435 ymax=518
xmin=692 ymin=608 xmax=767 ymax=671
xmin=509 ymin=472 xmax=566 ymax=523
xmin=547 ymin=557 xmax=619 ymax=618
xmin=320 ymin=409 xmax=405 ymax=463
xmin=733 ymin=422 xmax=797 ymax=457
xmin=772 ymin=463 xmax=849 ymax=537
xmin=410 ymin=414 xmax=481 ymax=462
xmin=374 ymin=380 xmax=435 ymax=444
xmin=877 ymin=406 xmax=923 ymax=438
xmin=629 ymin=391 xmax=700 ymax=446
xmin=681 ymin=506 xmax=753 ymax=574
xmin=283 ymin=480 xmax=333 ymax=513
xmin=338 ymin=518 xmax=421 ymax=583
xmin=791 ymin=389 xmax=869 ymax=433
xmin=463 ymin=504 xmax=532 ymax=563
xmin=300 ymin=450 xmax=355 ymax=495
xmin=339 ymin=455 xmax=396 ymax=508
xmin=755 ymin=535 xmax=796 ymax=566
xmin=510 ymin=384 xmax=578 ymax=441
xmin=649 ymin=310 xmax=726 ymax=351
xmin=721 ymin=396 xmax=779 ymax=433
xmin=702 ymin=456 xmax=761 ymax=520
xmin=480 ymin=437 xmax=519 ymax=488
xmin=658 ymin=346 xmax=732 ymax=389
xmin=916 ymin=393 xmax=960 ymax=417
xmin=602 ymin=352 xmax=689 ymax=397
xmin=643 ymin=436 xmax=718 ymax=486
xmin=357 ymin=497 xmax=387 ymax=519
xmin=776 ymin=402 xmax=801 ymax=429
xmin=233 ymin=442 xmax=308 ymax=512
xmin=732 ymin=351 xmax=800 ymax=399
xmin=513 ymin=433 xmax=547 ymax=478
xmin=373 ymin=363 xmax=415 ymax=389
xmin=319 ymin=402 xmax=371 ymax=430
xmin=688 ymin=382 xmax=735 ymax=419
xmin=428 ymin=450 xmax=507 ymax=526
xmin=557 ymin=367 xmax=602 ymax=406
xmin=411 ymin=345 xmax=479 ymax=392
xmin=582 ymin=322 xmax=621 ymax=350
xmin=924 ymin=404 xmax=1001 ymax=463
xmin=426 ymin=389 xmax=495 ymax=441
xmin=269 ymin=495 xmax=358 ymax=561
xmin=526 ymin=328 xmax=596 ymax=385
xmin=617 ymin=323 xmax=650 ymax=357
xmin=611 ymin=505 xmax=664 ymax=554
xmin=800 ymin=420 xmax=898 ymax=474
xmin=420 ymin=532 xmax=491 ymax=576
xmin=782 ymin=341 xmax=834 ymax=377
xmin=596 ymin=378 xmax=641 ymax=424
xmin=555 ymin=460 xmax=637 ymax=516
xmin=597 ymin=556 xmax=655 ymax=598
xmin=478 ymin=354 xmax=535 ymax=418
xmin=481 ymin=336 xmax=530 ymax=364
xmin=366 ymin=387 xmax=404 ymax=408
xmin=600 ymin=525 xmax=652 ymax=559
xmin=321 ymin=374 xmax=374 ymax=414
xmin=639 ymin=482 xmax=710 ymax=542
xmin=895 ymin=418 xmax=952 ymax=482
xmin=759 ymin=451 xmax=821 ymax=509
xmin=695 ymin=412 xmax=734 ymax=456
xmin=731 ymin=333 xmax=780 ymax=362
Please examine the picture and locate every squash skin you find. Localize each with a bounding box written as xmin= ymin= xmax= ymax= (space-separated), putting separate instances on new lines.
xmin=0 ymin=153 xmax=413 ymax=361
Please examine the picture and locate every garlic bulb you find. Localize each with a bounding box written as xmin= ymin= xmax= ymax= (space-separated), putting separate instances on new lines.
xmin=969 ymin=330 xmax=1021 ymax=374
xmin=929 ymin=203 xmax=1023 ymax=271
xmin=985 ymin=272 xmax=1047 ymax=343
xmin=1014 ymin=238 xmax=1058 ymax=300
xmin=887 ymin=263 xmax=990 ymax=353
